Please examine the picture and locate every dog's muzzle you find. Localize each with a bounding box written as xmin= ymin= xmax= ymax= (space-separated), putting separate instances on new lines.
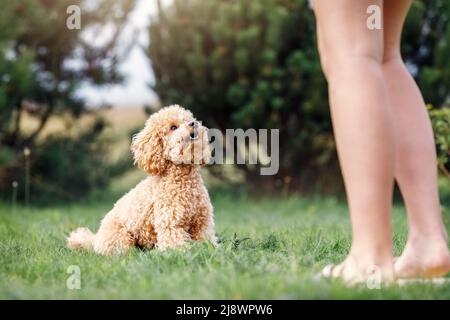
xmin=189 ymin=120 xmax=199 ymax=140
xmin=190 ymin=131 xmax=199 ymax=140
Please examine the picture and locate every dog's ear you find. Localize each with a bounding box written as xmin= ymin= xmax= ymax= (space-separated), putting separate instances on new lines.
xmin=131 ymin=123 xmax=167 ymax=176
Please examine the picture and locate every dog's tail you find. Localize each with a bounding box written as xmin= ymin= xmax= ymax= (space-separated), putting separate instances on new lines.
xmin=67 ymin=227 xmax=95 ymax=251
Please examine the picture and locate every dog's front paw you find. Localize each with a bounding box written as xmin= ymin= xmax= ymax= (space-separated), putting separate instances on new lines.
xmin=156 ymin=229 xmax=191 ymax=251
xmin=206 ymin=235 xmax=219 ymax=247
xmin=156 ymin=240 xmax=189 ymax=251
xmin=212 ymin=238 xmax=219 ymax=247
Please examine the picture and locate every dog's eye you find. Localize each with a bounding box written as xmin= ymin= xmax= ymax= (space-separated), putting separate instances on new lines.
xmin=170 ymin=125 xmax=178 ymax=131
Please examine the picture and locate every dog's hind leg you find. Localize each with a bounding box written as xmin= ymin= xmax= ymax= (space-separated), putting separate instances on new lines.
xmin=92 ymin=218 xmax=134 ymax=255
xmin=67 ymin=227 xmax=95 ymax=251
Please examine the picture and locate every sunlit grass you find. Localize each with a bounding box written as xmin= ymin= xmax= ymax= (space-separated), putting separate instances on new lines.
xmin=3 ymin=106 xmax=450 ymax=298
xmin=1 ymin=189 xmax=449 ymax=299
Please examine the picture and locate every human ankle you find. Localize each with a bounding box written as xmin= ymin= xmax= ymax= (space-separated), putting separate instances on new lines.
xmin=349 ymin=246 xmax=393 ymax=269
xmin=407 ymin=229 xmax=449 ymax=246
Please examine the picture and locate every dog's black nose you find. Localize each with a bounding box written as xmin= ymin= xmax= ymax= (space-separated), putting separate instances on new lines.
xmin=189 ymin=120 xmax=199 ymax=128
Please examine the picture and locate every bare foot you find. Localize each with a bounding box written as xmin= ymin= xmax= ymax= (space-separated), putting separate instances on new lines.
xmin=322 ymin=254 xmax=395 ymax=286
xmin=395 ymin=235 xmax=450 ymax=279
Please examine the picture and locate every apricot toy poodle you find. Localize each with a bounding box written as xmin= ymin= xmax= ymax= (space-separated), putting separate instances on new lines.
xmin=67 ymin=105 xmax=217 ymax=255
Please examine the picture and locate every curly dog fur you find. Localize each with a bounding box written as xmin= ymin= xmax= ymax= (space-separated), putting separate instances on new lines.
xmin=67 ymin=105 xmax=217 ymax=255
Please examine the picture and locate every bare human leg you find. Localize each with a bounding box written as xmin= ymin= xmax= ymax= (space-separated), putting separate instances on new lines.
xmin=313 ymin=0 xmax=395 ymax=284
xmin=383 ymin=0 xmax=450 ymax=279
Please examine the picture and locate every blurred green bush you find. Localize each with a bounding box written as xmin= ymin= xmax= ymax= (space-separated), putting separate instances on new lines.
xmin=0 ymin=0 xmax=135 ymax=202
xmin=0 ymin=119 xmax=111 ymax=202
xmin=148 ymin=0 xmax=449 ymax=193
xmin=429 ymin=104 xmax=450 ymax=178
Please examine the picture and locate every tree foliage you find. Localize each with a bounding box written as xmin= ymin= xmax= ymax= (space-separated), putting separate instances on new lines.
xmin=0 ymin=0 xmax=135 ymax=201
xmin=429 ymin=104 xmax=450 ymax=178
xmin=149 ymin=0 xmax=450 ymax=192
xmin=402 ymin=0 xmax=450 ymax=107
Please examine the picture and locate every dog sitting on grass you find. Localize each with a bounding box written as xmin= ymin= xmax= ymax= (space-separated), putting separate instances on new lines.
xmin=67 ymin=105 xmax=217 ymax=255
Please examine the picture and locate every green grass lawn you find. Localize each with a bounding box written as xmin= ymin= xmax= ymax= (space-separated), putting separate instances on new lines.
xmin=1 ymin=185 xmax=450 ymax=299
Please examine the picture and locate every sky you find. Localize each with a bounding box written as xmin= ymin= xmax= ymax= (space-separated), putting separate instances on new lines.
xmin=76 ymin=0 xmax=174 ymax=108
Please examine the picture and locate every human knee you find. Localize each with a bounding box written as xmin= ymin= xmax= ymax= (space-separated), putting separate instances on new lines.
xmin=382 ymin=47 xmax=403 ymax=65
xmin=319 ymin=46 xmax=383 ymax=80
